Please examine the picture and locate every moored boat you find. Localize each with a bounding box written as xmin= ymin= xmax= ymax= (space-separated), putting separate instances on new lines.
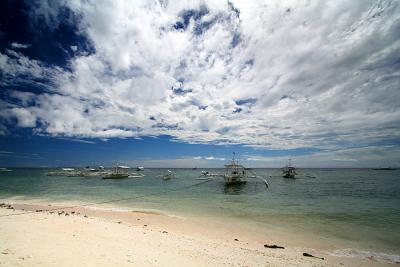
xmin=163 ymin=170 xmax=174 ymax=180
xmin=223 ymin=153 xmax=247 ymax=185
xmin=282 ymin=159 xmax=297 ymax=178
xmin=103 ymin=166 xmax=130 ymax=179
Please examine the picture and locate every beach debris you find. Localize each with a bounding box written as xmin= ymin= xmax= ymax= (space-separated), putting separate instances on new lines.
xmin=1 ymin=249 xmax=12 ymax=255
xmin=117 ymin=221 xmax=122 ymax=224
xmin=49 ymin=211 xmax=54 ymax=214
xmin=234 ymin=238 xmax=239 ymax=241
xmin=35 ymin=209 xmax=42 ymax=212
xmin=302 ymin=252 xmax=324 ymax=260
xmin=65 ymin=213 xmax=69 ymax=216
xmin=264 ymin=244 xmax=285 ymax=249
xmin=84 ymin=215 xmax=88 ymax=218
xmin=162 ymin=231 xmax=168 ymax=234
xmin=0 ymin=203 xmax=14 ymax=210
xmin=144 ymin=224 xmax=148 ymax=227
xmin=2 ymin=203 xmax=14 ymax=210
xmin=71 ymin=211 xmax=75 ymax=214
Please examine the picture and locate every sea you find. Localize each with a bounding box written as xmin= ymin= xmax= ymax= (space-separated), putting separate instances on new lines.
xmin=0 ymin=168 xmax=399 ymax=263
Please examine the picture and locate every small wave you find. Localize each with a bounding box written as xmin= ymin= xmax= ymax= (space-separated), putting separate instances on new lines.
xmin=328 ymin=248 xmax=400 ymax=264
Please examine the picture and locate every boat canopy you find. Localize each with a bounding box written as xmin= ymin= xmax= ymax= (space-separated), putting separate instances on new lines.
xmin=224 ymin=164 xmax=244 ymax=168
xmin=117 ymin=166 xmax=130 ymax=169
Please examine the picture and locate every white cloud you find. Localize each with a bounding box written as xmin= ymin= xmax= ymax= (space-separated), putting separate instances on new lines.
xmin=10 ymin=108 xmax=36 ymax=127
xmin=1 ymin=0 xmax=400 ymax=164
xmin=204 ymin=156 xmax=225 ymax=161
xmin=11 ymin=42 xmax=31 ymax=49
xmin=245 ymin=145 xmax=400 ymax=168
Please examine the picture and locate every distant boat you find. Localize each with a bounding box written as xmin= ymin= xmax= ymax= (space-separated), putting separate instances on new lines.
xmin=163 ymin=170 xmax=174 ymax=180
xmin=103 ymin=166 xmax=130 ymax=179
xmin=136 ymin=166 xmax=144 ymax=171
xmin=47 ymin=166 xmax=108 ymax=177
xmin=0 ymin=168 xmax=12 ymax=172
xmin=282 ymin=159 xmax=297 ymax=178
xmin=200 ymin=170 xmax=209 ymax=176
xmin=46 ymin=168 xmax=76 ymax=176
xmin=200 ymin=171 xmax=222 ymax=177
xmin=372 ymin=167 xmax=396 ymax=170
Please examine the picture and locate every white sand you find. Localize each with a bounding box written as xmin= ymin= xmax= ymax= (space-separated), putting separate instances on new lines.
xmin=0 ymin=200 xmax=395 ymax=267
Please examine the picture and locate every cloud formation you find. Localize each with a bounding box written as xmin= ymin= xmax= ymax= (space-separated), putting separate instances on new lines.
xmin=1 ymin=0 xmax=400 ymax=154
xmin=11 ymin=43 xmax=31 ymax=49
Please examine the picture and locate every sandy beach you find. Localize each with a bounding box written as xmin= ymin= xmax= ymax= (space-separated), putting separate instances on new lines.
xmin=0 ymin=199 xmax=395 ymax=267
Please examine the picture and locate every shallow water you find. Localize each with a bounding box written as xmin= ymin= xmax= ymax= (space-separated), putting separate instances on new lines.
xmin=0 ymin=168 xmax=399 ymax=259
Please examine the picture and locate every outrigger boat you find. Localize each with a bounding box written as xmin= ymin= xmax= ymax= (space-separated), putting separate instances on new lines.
xmin=224 ymin=153 xmax=247 ymax=185
xmin=200 ymin=153 xmax=268 ymax=187
xmin=163 ymin=170 xmax=174 ymax=180
xmin=282 ymin=159 xmax=297 ymax=178
xmin=103 ymin=166 xmax=130 ymax=179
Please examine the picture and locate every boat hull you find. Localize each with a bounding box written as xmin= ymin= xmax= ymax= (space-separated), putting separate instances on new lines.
xmin=224 ymin=175 xmax=245 ymax=185
xmin=224 ymin=180 xmax=247 ymax=186
xmin=283 ymin=173 xmax=296 ymax=179
xmin=102 ymin=174 xmax=129 ymax=179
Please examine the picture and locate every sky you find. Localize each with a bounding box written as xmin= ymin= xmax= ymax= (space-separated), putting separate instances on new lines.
xmin=0 ymin=0 xmax=399 ymax=168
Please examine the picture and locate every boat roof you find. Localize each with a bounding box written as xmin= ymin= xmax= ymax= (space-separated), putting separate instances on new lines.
xmin=117 ymin=166 xmax=130 ymax=169
xmin=62 ymin=168 xmax=74 ymax=171
xmin=224 ymin=164 xmax=244 ymax=168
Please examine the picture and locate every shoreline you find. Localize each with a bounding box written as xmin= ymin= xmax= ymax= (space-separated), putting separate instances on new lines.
xmin=0 ymin=198 xmax=398 ymax=266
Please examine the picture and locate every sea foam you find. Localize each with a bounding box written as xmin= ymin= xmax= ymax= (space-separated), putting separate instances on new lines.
xmin=328 ymin=248 xmax=400 ymax=264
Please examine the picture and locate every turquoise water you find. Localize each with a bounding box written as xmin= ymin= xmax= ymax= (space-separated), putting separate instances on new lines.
xmin=0 ymin=168 xmax=399 ymax=257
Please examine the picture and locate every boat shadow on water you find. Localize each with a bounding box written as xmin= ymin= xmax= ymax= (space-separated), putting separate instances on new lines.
xmin=223 ymin=182 xmax=247 ymax=195
xmin=222 ymin=181 xmax=267 ymax=195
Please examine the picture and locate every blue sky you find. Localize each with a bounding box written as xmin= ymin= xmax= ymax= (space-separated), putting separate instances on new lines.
xmin=0 ymin=134 xmax=320 ymax=167
xmin=0 ymin=0 xmax=399 ymax=167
